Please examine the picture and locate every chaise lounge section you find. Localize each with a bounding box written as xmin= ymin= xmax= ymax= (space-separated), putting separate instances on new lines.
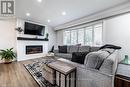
xmin=57 ymin=48 xmax=119 ymax=87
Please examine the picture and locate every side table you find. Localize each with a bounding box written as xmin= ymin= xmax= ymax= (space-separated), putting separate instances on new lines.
xmin=48 ymin=60 xmax=76 ymax=87
xmin=115 ymin=63 xmax=130 ymax=87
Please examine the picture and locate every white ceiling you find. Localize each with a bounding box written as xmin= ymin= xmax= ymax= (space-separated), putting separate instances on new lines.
xmin=16 ymin=0 xmax=129 ymax=27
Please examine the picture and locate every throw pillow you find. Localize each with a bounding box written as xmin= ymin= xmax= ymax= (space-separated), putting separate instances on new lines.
xmin=58 ymin=46 xmax=67 ymax=53
xmin=71 ymin=52 xmax=89 ymax=64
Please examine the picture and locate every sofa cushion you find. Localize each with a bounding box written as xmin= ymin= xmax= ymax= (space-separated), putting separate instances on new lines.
xmin=78 ymin=46 xmax=90 ymax=52
xmin=54 ymin=53 xmax=72 ymax=60
xmin=90 ymin=46 xmax=100 ymax=52
xmin=71 ymin=52 xmax=89 ymax=64
xmin=85 ymin=50 xmax=110 ymax=69
xmin=58 ymin=46 xmax=67 ymax=53
xmin=67 ymin=46 xmax=79 ymax=53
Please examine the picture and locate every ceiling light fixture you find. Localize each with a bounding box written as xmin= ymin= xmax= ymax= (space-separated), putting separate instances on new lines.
xmin=47 ymin=20 xmax=51 ymax=23
xmin=26 ymin=13 xmax=30 ymax=17
xmin=62 ymin=11 xmax=66 ymax=15
xmin=37 ymin=0 xmax=42 ymax=3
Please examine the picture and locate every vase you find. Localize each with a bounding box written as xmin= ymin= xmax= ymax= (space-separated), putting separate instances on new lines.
xmin=121 ymin=55 xmax=129 ymax=64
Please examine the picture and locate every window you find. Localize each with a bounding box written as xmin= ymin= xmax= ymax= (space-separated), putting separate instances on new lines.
xmin=85 ymin=27 xmax=93 ymax=45
xmin=63 ymin=31 xmax=71 ymax=45
xmin=63 ymin=23 xmax=103 ymax=46
xmin=94 ymin=24 xmax=103 ymax=45
xmin=78 ymin=29 xmax=84 ymax=45
xmin=71 ymin=30 xmax=77 ymax=45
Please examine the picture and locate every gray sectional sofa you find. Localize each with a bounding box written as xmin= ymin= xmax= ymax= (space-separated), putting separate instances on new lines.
xmin=54 ymin=45 xmax=119 ymax=87
xmin=54 ymin=45 xmax=99 ymax=60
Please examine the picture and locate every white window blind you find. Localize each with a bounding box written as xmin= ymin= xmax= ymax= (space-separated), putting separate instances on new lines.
xmin=94 ymin=24 xmax=103 ymax=46
xmin=78 ymin=29 xmax=84 ymax=45
xmin=63 ymin=31 xmax=71 ymax=45
xmin=63 ymin=23 xmax=103 ymax=46
xmin=85 ymin=27 xmax=93 ymax=45
xmin=71 ymin=30 xmax=77 ymax=45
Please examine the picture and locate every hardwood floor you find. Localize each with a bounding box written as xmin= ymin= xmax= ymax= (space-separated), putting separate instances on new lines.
xmin=0 ymin=59 xmax=40 ymax=87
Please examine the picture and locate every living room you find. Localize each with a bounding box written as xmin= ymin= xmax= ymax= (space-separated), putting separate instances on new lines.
xmin=0 ymin=0 xmax=130 ymax=87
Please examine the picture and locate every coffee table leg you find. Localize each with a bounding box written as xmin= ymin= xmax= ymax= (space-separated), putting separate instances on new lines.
xmin=65 ymin=75 xmax=67 ymax=87
xmin=59 ymin=72 xmax=61 ymax=87
xmin=74 ymin=70 xmax=76 ymax=87
xmin=69 ymin=74 xmax=71 ymax=87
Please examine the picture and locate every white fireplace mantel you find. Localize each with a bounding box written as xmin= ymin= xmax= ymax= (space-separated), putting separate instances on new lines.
xmin=17 ymin=40 xmax=48 ymax=61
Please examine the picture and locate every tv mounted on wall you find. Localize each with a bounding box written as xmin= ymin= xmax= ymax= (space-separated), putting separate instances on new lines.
xmin=24 ymin=22 xmax=45 ymax=36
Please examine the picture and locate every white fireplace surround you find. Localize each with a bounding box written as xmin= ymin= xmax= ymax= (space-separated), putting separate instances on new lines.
xmin=17 ymin=40 xmax=48 ymax=61
xmin=16 ymin=19 xmax=49 ymax=61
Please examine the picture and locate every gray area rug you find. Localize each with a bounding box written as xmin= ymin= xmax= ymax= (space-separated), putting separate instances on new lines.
xmin=24 ymin=58 xmax=56 ymax=87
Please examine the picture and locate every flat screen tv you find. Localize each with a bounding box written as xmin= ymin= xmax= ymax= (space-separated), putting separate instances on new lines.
xmin=24 ymin=22 xmax=45 ymax=36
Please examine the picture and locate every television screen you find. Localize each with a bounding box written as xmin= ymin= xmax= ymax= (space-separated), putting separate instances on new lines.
xmin=24 ymin=22 xmax=45 ymax=36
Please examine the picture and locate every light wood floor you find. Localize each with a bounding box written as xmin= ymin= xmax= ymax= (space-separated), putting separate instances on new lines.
xmin=0 ymin=59 xmax=41 ymax=87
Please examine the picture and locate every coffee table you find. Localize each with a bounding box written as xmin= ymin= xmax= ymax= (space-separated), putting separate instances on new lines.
xmin=48 ymin=60 xmax=77 ymax=87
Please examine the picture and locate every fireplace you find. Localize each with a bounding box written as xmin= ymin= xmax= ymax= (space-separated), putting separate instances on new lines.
xmin=26 ymin=45 xmax=43 ymax=54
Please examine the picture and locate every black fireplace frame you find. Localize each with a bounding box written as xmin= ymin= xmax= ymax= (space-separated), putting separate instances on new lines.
xmin=26 ymin=45 xmax=43 ymax=54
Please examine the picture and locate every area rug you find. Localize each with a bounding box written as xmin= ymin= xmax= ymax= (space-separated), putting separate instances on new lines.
xmin=24 ymin=58 xmax=56 ymax=87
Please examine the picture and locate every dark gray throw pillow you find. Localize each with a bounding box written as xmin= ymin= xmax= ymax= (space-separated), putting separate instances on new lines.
xmin=58 ymin=46 xmax=67 ymax=53
xmin=71 ymin=52 xmax=89 ymax=64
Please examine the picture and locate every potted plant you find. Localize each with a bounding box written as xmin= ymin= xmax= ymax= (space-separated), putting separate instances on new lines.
xmin=0 ymin=48 xmax=16 ymax=64
xmin=15 ymin=27 xmax=23 ymax=34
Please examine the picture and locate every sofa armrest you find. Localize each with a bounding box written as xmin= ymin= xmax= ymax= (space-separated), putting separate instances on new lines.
xmin=76 ymin=67 xmax=114 ymax=87
xmin=99 ymin=50 xmax=119 ymax=75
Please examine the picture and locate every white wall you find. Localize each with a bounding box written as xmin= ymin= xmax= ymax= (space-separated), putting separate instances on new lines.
xmin=0 ymin=19 xmax=16 ymax=63
xmin=103 ymin=13 xmax=130 ymax=60
xmin=0 ymin=19 xmax=16 ymax=50
xmin=47 ymin=26 xmax=57 ymax=50
xmin=16 ymin=19 xmax=56 ymax=51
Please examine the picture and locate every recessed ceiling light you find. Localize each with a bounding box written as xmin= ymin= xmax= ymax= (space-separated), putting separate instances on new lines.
xmin=37 ymin=0 xmax=42 ymax=3
xmin=26 ymin=13 xmax=30 ymax=17
xmin=47 ymin=20 xmax=51 ymax=23
xmin=62 ymin=11 xmax=66 ymax=15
